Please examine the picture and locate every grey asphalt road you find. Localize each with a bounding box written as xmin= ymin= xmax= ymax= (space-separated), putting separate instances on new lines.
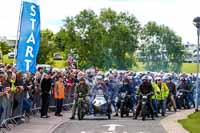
xmin=53 ymin=114 xmax=167 ymax=133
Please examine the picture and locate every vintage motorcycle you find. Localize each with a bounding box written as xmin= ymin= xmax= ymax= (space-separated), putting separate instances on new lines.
xmin=92 ymin=89 xmax=112 ymax=119
xmin=77 ymin=92 xmax=89 ymax=120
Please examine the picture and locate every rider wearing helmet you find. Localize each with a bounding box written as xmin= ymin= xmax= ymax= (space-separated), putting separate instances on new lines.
xmin=134 ymin=75 xmax=154 ymax=120
xmin=115 ymin=78 xmax=133 ymax=116
xmin=165 ymin=76 xmax=177 ymax=112
xmin=177 ymin=77 xmax=191 ymax=109
xmin=128 ymin=76 xmax=138 ymax=109
xmin=70 ymin=78 xmax=90 ymax=120
xmin=104 ymin=78 xmax=117 ymax=112
xmin=93 ymin=75 xmax=107 ymax=94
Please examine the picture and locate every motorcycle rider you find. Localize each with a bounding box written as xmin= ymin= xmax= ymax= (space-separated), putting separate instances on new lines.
xmin=128 ymin=76 xmax=138 ymax=108
xmin=104 ymin=78 xmax=117 ymax=111
xmin=155 ymin=76 xmax=169 ymax=116
xmin=165 ymin=76 xmax=177 ymax=112
xmin=134 ymin=75 xmax=154 ymax=120
xmin=92 ymin=75 xmax=108 ymax=95
xmin=187 ymin=77 xmax=195 ymax=108
xmin=177 ymin=77 xmax=191 ymax=109
xmin=115 ymin=78 xmax=133 ymax=116
xmin=70 ymin=78 xmax=90 ymax=120
xmin=87 ymin=72 xmax=95 ymax=90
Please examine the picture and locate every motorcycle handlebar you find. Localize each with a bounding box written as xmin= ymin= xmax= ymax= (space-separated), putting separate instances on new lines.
xmin=177 ymin=89 xmax=191 ymax=93
xmin=140 ymin=92 xmax=153 ymax=96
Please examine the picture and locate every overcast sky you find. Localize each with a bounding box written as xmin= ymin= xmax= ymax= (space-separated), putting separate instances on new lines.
xmin=0 ymin=0 xmax=199 ymax=44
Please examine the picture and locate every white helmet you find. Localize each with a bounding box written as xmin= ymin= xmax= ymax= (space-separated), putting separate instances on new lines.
xmin=155 ymin=76 xmax=162 ymax=81
xmin=148 ymin=76 xmax=153 ymax=81
xmin=141 ymin=75 xmax=148 ymax=81
xmin=96 ymin=75 xmax=103 ymax=80
xmin=104 ymin=78 xmax=109 ymax=81
xmin=128 ymin=76 xmax=133 ymax=80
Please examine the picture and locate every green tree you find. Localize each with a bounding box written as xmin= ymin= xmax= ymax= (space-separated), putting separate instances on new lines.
xmin=0 ymin=41 xmax=11 ymax=62
xmin=55 ymin=8 xmax=184 ymax=71
xmin=99 ymin=9 xmax=140 ymax=69
xmin=37 ymin=29 xmax=56 ymax=64
xmin=59 ymin=8 xmax=141 ymax=70
xmin=56 ymin=8 xmax=141 ymax=70
xmin=159 ymin=25 xmax=185 ymax=72
xmin=55 ymin=9 xmax=109 ymax=69
xmin=140 ymin=21 xmax=184 ymax=72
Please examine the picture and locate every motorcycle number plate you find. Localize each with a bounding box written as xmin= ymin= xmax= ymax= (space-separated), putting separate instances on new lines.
xmin=96 ymin=97 xmax=103 ymax=100
xmin=142 ymin=102 xmax=146 ymax=104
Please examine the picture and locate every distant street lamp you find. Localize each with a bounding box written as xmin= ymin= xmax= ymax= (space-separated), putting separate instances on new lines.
xmin=193 ymin=16 xmax=200 ymax=112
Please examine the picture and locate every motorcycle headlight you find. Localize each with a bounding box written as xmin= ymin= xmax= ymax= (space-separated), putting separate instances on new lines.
xmin=142 ymin=96 xmax=147 ymax=99
xmin=79 ymin=98 xmax=84 ymax=100
xmin=121 ymin=93 xmax=126 ymax=98
xmin=142 ymin=101 xmax=146 ymax=104
xmin=79 ymin=92 xmax=82 ymax=96
xmin=115 ymin=97 xmax=118 ymax=102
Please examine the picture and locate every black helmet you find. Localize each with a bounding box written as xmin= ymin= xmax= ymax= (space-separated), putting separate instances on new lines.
xmin=165 ymin=76 xmax=171 ymax=81
xmin=180 ymin=77 xmax=186 ymax=81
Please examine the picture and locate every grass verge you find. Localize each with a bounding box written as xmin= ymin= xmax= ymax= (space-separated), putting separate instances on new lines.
xmin=179 ymin=112 xmax=200 ymax=133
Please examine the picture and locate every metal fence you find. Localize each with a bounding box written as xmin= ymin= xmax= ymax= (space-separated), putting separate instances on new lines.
xmin=0 ymin=89 xmax=73 ymax=133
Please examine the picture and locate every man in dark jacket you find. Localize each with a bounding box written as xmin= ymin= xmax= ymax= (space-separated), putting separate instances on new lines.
xmin=115 ymin=78 xmax=133 ymax=116
xmin=0 ymin=72 xmax=7 ymax=120
xmin=40 ymin=73 xmax=52 ymax=118
xmin=134 ymin=76 xmax=154 ymax=120
xmin=165 ymin=77 xmax=177 ymax=112
xmin=105 ymin=78 xmax=117 ymax=112
xmin=13 ymin=72 xmax=25 ymax=121
xmin=177 ymin=77 xmax=191 ymax=109
xmin=70 ymin=78 xmax=90 ymax=119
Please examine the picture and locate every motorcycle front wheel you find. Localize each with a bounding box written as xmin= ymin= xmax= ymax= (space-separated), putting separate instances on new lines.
xmin=108 ymin=104 xmax=111 ymax=119
xmin=78 ymin=104 xmax=84 ymax=120
xmin=141 ymin=104 xmax=147 ymax=121
xmin=120 ymin=104 xmax=125 ymax=118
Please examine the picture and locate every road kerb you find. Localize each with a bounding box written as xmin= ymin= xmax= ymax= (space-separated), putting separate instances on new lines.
xmin=160 ymin=109 xmax=193 ymax=133
xmin=47 ymin=120 xmax=69 ymax=133
xmin=47 ymin=113 xmax=71 ymax=133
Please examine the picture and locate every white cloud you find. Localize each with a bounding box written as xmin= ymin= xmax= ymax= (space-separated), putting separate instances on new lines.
xmin=0 ymin=0 xmax=199 ymax=44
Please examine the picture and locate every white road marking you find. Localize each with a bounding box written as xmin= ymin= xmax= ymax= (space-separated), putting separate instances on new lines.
xmin=102 ymin=124 xmax=123 ymax=132
xmin=81 ymin=131 xmax=86 ymax=133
